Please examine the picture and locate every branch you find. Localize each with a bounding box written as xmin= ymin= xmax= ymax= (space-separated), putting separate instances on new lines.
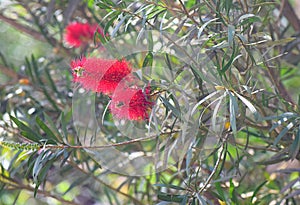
xmin=0 ymin=14 xmax=46 ymax=42
xmin=67 ymin=160 xmax=145 ymax=205
xmin=198 ymin=141 xmax=225 ymax=193
xmin=265 ymin=63 xmax=294 ymax=104
xmin=0 ymin=131 xmax=179 ymax=151
xmin=0 ymin=175 xmax=79 ymax=205
xmin=0 ymin=64 xmax=19 ymax=80
xmin=281 ymin=0 xmax=300 ymax=32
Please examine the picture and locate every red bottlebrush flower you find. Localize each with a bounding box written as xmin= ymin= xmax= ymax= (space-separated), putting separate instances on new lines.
xmin=70 ymin=58 xmax=132 ymax=94
xmin=64 ymin=22 xmax=103 ymax=47
xmin=110 ymin=86 xmax=153 ymax=121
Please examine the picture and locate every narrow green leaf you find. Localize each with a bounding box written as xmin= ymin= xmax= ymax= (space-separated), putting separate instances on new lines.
xmin=96 ymin=2 xmax=111 ymax=9
xmin=157 ymin=194 xmax=184 ymax=203
xmin=190 ymin=65 xmax=204 ymax=87
xmin=179 ymin=195 xmax=187 ymax=205
xmin=191 ymin=90 xmax=220 ymax=115
xmin=111 ymin=14 xmax=127 ymax=37
xmin=196 ymin=193 xmax=207 ymax=205
xmin=229 ymin=179 xmax=238 ymax=203
xmin=235 ymin=92 xmax=261 ymax=121
xmin=185 ymin=148 xmax=192 ymax=176
xmin=273 ymin=122 xmax=294 ymax=146
xmin=154 ymin=183 xmax=185 ymax=190
xmin=228 ymin=24 xmax=235 ymax=47
xmin=263 ymin=112 xmax=297 ymax=121
xmin=59 ymin=112 xmax=68 ymax=139
xmin=251 ymin=181 xmax=267 ymax=203
xmin=25 ymin=57 xmax=35 ymax=83
xmin=159 ymin=96 xmax=181 ymax=119
xmin=104 ymin=11 xmax=120 ymax=35
xmin=10 ymin=116 xmax=41 ymax=143
xmin=30 ymin=55 xmax=60 ymax=111
xmin=264 ymin=38 xmax=295 ymax=47
xmin=44 ymin=113 xmax=64 ymax=143
xmin=212 ymin=96 xmax=224 ymax=131
xmin=221 ymin=45 xmax=236 ymax=73
xmin=159 ymin=11 xmax=167 ymax=31
xmin=64 ymin=176 xmax=89 ymax=195
xmin=238 ymin=14 xmax=261 ymax=26
xmin=36 ymin=116 xmax=58 ymax=144
xmin=142 ymin=52 xmax=153 ymax=68
xmin=214 ymin=182 xmax=226 ymax=201
xmin=44 ymin=65 xmax=60 ymax=97
xmin=289 ymin=125 xmax=300 ymax=159
xmin=228 ymin=91 xmax=238 ymax=134
xmin=156 ymin=201 xmax=171 ymax=205
xmin=197 ymin=18 xmax=219 ymax=39
xmin=224 ymin=0 xmax=233 ymax=15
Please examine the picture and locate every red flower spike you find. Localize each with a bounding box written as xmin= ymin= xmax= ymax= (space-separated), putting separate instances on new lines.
xmin=110 ymin=86 xmax=153 ymax=121
xmin=70 ymin=58 xmax=132 ymax=94
xmin=64 ymin=22 xmax=103 ymax=47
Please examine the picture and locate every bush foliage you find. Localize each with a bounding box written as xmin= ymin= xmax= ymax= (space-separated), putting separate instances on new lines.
xmin=0 ymin=0 xmax=300 ymax=204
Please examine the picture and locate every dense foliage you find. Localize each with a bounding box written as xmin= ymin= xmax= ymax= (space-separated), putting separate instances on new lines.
xmin=0 ymin=0 xmax=300 ymax=204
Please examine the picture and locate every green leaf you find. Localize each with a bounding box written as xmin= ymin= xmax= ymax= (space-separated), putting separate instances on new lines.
xmin=154 ymin=183 xmax=185 ymax=190
xmin=185 ymin=148 xmax=192 ymax=176
xmin=221 ymin=45 xmax=236 ymax=73
xmin=215 ymin=182 xmax=226 ymax=201
xmin=104 ymin=11 xmax=120 ymax=35
xmin=228 ymin=91 xmax=238 ymax=134
xmin=96 ymin=2 xmax=111 ymax=9
xmin=251 ymin=181 xmax=267 ymax=204
xmin=25 ymin=57 xmax=35 ymax=83
xmin=36 ymin=116 xmax=58 ymax=144
xmin=212 ymin=94 xmax=226 ymax=131
xmin=238 ymin=14 xmax=261 ymax=26
xmin=30 ymin=55 xmax=60 ymax=111
xmin=197 ymin=18 xmax=219 ymax=39
xmin=157 ymin=193 xmax=184 ymax=203
xmin=180 ymin=195 xmax=188 ymax=205
xmin=10 ymin=116 xmax=41 ymax=143
xmin=159 ymin=96 xmax=181 ymax=119
xmin=273 ymin=122 xmax=294 ymax=146
xmin=263 ymin=38 xmax=295 ymax=47
xmin=263 ymin=112 xmax=297 ymax=121
xmin=111 ymin=14 xmax=127 ymax=37
xmin=229 ymin=179 xmax=238 ymax=203
xmin=44 ymin=65 xmax=61 ymax=97
xmin=228 ymin=24 xmax=235 ymax=47
xmin=235 ymin=92 xmax=261 ymax=121
xmin=191 ymin=90 xmax=221 ymax=115
xmin=196 ymin=193 xmax=207 ymax=205
xmin=63 ymin=176 xmax=89 ymax=195
xmin=44 ymin=113 xmax=64 ymax=143
xmin=190 ymin=64 xmax=208 ymax=86
xmin=289 ymin=125 xmax=300 ymax=159
xmin=59 ymin=112 xmax=68 ymax=139
xmin=143 ymin=52 xmax=153 ymax=68
xmin=224 ymin=0 xmax=233 ymax=15
xmin=156 ymin=202 xmax=171 ymax=205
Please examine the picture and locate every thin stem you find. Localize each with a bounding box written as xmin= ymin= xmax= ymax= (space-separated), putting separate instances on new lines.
xmin=265 ymin=63 xmax=294 ymax=104
xmin=67 ymin=160 xmax=145 ymax=205
xmin=198 ymin=141 xmax=225 ymax=193
xmin=0 ymin=175 xmax=79 ymax=205
xmin=43 ymin=131 xmax=178 ymax=150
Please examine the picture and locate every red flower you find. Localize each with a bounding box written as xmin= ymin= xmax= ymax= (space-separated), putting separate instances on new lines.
xmin=64 ymin=22 xmax=103 ymax=47
xmin=110 ymin=86 xmax=153 ymax=121
xmin=70 ymin=58 xmax=132 ymax=94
